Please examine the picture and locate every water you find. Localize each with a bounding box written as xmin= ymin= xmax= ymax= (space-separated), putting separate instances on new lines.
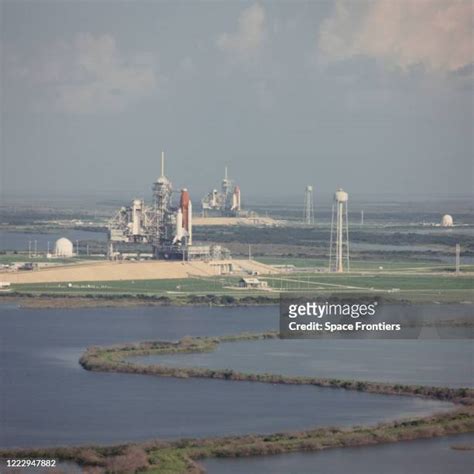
xmin=201 ymin=433 xmax=474 ymax=474
xmin=0 ymin=230 xmax=106 ymax=252
xmin=0 ymin=305 xmax=454 ymax=448
xmin=132 ymin=338 xmax=473 ymax=388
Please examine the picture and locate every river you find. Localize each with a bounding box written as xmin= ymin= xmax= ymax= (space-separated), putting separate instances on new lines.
xmin=0 ymin=305 xmax=459 ymax=449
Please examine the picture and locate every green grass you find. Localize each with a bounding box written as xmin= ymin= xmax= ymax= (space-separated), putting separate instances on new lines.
xmin=0 ymin=255 xmax=73 ymax=264
xmin=256 ymin=256 xmax=459 ymax=272
xmin=256 ymin=257 xmax=328 ymax=267
xmin=11 ymin=276 xmax=244 ymax=296
xmin=0 ymin=254 xmax=104 ymax=264
xmin=265 ymin=273 xmax=474 ymax=291
xmin=9 ymin=271 xmax=473 ymax=304
xmin=147 ymin=449 xmax=191 ymax=474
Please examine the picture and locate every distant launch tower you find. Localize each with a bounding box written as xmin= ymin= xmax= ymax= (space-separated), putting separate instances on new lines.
xmin=222 ymin=166 xmax=231 ymax=200
xmin=304 ymin=185 xmax=315 ymax=225
xmin=152 ymin=151 xmax=174 ymax=247
xmin=201 ymin=167 xmax=242 ymax=216
xmin=329 ymin=188 xmax=350 ymax=272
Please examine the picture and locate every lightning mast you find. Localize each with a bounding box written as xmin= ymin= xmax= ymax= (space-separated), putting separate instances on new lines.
xmin=304 ymin=185 xmax=315 ymax=225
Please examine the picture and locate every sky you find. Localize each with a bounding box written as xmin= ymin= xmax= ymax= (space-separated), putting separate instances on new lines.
xmin=1 ymin=0 xmax=473 ymax=201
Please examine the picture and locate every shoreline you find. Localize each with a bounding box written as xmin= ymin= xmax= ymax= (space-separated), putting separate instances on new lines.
xmin=0 ymin=294 xmax=280 ymax=309
xmin=2 ymin=291 xmax=473 ymax=309
xmin=79 ymin=333 xmax=474 ymax=404
xmin=1 ymin=412 xmax=472 ymax=473
xmin=1 ymin=332 xmax=473 ymax=473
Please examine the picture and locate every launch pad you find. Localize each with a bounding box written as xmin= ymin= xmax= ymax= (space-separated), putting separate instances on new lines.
xmin=201 ymin=167 xmax=243 ymax=217
xmin=107 ymin=152 xmax=214 ymax=261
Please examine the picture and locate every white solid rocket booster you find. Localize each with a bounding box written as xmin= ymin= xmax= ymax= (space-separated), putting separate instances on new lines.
xmin=188 ymin=200 xmax=193 ymax=245
xmin=175 ymin=208 xmax=184 ymax=242
xmin=232 ymin=186 xmax=241 ymax=211
xmin=132 ymin=199 xmax=142 ymax=235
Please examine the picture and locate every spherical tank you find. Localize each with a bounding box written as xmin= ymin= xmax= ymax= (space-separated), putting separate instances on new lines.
xmin=54 ymin=238 xmax=74 ymax=258
xmin=441 ymin=214 xmax=453 ymax=227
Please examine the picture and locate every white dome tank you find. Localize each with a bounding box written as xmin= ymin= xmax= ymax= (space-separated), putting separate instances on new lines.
xmin=441 ymin=214 xmax=453 ymax=227
xmin=54 ymin=238 xmax=74 ymax=257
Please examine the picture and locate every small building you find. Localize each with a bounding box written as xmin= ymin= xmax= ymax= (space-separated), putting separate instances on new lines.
xmin=238 ymin=277 xmax=268 ymax=289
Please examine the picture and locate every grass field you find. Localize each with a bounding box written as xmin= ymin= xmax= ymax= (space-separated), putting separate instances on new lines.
xmin=0 ymin=254 xmax=104 ymax=264
xmin=10 ymin=276 xmax=242 ymax=296
xmin=8 ymin=269 xmax=473 ymax=305
xmin=2 ymin=254 xmax=469 ymax=276
xmin=264 ymin=273 xmax=474 ymax=291
xmin=256 ymin=256 xmax=467 ymax=272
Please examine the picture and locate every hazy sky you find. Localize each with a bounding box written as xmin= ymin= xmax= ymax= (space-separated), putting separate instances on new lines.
xmin=1 ymin=0 xmax=473 ymax=200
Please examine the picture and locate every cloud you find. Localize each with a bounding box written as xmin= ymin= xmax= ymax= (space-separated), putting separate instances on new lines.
xmin=318 ymin=0 xmax=473 ymax=73
xmin=179 ymin=56 xmax=195 ymax=75
xmin=217 ymin=3 xmax=265 ymax=61
xmin=8 ymin=33 xmax=158 ymax=114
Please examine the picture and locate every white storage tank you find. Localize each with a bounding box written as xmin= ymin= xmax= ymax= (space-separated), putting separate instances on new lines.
xmin=441 ymin=214 xmax=453 ymax=227
xmin=54 ymin=238 xmax=74 ymax=257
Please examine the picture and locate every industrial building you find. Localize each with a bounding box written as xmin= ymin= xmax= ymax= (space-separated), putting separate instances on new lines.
xmin=107 ymin=152 xmax=217 ymax=261
xmin=238 ymin=277 xmax=268 ymax=289
xmin=201 ymin=167 xmax=242 ymax=217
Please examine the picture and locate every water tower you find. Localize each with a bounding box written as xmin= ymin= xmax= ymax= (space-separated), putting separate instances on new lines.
xmin=329 ymin=188 xmax=350 ymax=272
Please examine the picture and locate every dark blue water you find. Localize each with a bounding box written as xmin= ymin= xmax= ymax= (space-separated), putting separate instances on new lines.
xmin=132 ymin=338 xmax=473 ymax=388
xmin=0 ymin=305 xmax=453 ymax=449
xmin=0 ymin=230 xmax=106 ymax=252
xmin=202 ymin=433 xmax=474 ymax=474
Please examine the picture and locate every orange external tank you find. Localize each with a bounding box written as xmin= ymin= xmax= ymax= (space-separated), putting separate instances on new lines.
xmin=180 ymin=188 xmax=190 ymax=231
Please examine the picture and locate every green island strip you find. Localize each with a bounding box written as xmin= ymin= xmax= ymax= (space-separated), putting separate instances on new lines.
xmin=79 ymin=332 xmax=473 ymax=404
xmin=0 ymin=411 xmax=472 ymax=474
xmin=1 ymin=333 xmax=473 ymax=474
